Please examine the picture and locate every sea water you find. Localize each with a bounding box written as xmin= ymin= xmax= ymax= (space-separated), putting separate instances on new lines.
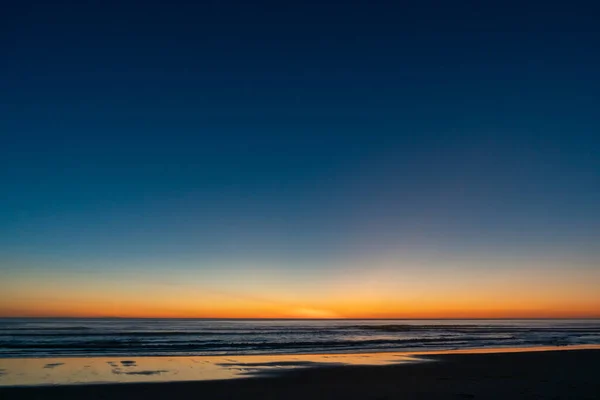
xmin=2 ymin=318 xmax=599 ymax=358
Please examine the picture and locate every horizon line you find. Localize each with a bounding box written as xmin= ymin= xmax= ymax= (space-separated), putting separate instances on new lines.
xmin=2 ymin=316 xmax=599 ymax=320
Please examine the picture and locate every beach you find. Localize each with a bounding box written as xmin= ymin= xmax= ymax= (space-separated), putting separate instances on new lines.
xmin=1 ymin=348 xmax=599 ymax=399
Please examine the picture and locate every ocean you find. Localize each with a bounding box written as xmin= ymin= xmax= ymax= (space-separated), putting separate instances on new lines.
xmin=1 ymin=318 xmax=599 ymax=358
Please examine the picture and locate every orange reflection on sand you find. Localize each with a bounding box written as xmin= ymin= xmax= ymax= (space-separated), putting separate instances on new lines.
xmin=1 ymin=345 xmax=599 ymax=387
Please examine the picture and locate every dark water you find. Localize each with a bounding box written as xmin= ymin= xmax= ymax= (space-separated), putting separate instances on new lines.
xmin=1 ymin=318 xmax=599 ymax=358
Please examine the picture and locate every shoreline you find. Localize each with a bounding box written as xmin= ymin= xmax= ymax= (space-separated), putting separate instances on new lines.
xmin=3 ymin=342 xmax=600 ymax=360
xmin=1 ymin=344 xmax=599 ymax=388
xmin=1 ymin=348 xmax=598 ymax=399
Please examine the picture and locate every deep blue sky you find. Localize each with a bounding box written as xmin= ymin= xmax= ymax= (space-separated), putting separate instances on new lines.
xmin=2 ymin=1 xmax=599 ymax=271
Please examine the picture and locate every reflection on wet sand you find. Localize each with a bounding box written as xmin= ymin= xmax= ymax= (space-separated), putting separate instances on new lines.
xmin=1 ymin=344 xmax=598 ymax=387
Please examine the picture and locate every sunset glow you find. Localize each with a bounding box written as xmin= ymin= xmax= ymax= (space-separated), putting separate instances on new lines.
xmin=2 ymin=254 xmax=598 ymax=318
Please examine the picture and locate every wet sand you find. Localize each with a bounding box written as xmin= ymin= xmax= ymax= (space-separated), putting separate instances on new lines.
xmin=1 ymin=349 xmax=599 ymax=399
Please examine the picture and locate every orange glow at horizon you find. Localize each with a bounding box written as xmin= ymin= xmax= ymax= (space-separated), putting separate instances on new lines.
xmin=2 ymin=285 xmax=599 ymax=319
xmin=2 ymin=304 xmax=599 ymax=319
xmin=2 ymin=254 xmax=599 ymax=319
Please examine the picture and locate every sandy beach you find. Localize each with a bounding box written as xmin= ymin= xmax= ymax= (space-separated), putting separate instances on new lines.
xmin=1 ymin=349 xmax=598 ymax=399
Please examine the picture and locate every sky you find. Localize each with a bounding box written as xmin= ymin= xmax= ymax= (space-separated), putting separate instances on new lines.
xmin=1 ymin=1 xmax=599 ymax=318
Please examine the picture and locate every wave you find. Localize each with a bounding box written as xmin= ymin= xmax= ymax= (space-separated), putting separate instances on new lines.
xmin=2 ymin=319 xmax=599 ymax=358
xmin=0 ymin=329 xmax=341 ymax=337
xmin=349 ymin=324 xmax=600 ymax=333
xmin=0 ymin=335 xmax=573 ymax=357
xmin=4 ymin=325 xmax=598 ymax=338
